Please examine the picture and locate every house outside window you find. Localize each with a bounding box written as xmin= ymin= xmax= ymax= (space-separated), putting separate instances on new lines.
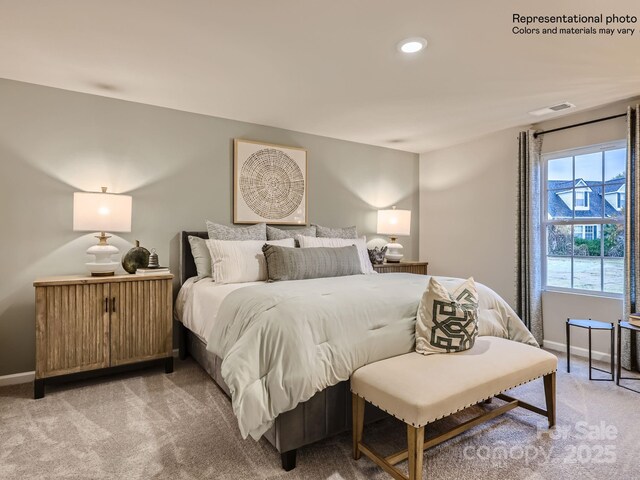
xmin=574 ymin=190 xmax=589 ymax=209
xmin=543 ymin=141 xmax=626 ymax=295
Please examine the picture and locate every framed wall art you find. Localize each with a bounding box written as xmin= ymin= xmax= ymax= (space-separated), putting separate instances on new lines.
xmin=234 ymin=139 xmax=307 ymax=225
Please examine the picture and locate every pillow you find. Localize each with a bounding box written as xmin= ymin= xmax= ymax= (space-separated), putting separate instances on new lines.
xmin=416 ymin=277 xmax=479 ymax=355
xmin=314 ymin=224 xmax=358 ymax=239
xmin=206 ymin=221 xmax=266 ymax=240
xmin=262 ymin=244 xmax=362 ymax=281
xmin=296 ymin=235 xmax=375 ymax=274
xmin=478 ymin=309 xmax=508 ymax=338
xmin=188 ymin=235 xmax=212 ymax=281
xmin=206 ymin=238 xmax=294 ymax=284
xmin=266 ymin=225 xmax=317 ymax=243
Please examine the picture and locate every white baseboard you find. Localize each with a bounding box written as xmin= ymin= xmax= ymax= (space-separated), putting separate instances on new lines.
xmin=0 ymin=350 xmax=181 ymax=388
xmin=0 ymin=371 xmax=35 ymax=387
xmin=544 ymin=339 xmax=612 ymax=363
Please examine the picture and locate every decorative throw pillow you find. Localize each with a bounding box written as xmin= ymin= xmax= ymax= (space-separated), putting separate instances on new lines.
xmin=206 ymin=221 xmax=267 ymax=240
xmin=266 ymin=225 xmax=317 ymax=243
xmin=416 ymin=277 xmax=479 ymax=355
xmin=295 ymin=235 xmax=375 ymax=274
xmin=188 ymin=235 xmax=212 ymax=281
xmin=206 ymin=238 xmax=294 ymax=284
xmin=314 ymin=224 xmax=358 ymax=239
xmin=262 ymin=244 xmax=362 ymax=281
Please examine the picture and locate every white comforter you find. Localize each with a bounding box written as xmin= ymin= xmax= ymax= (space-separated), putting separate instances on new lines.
xmin=206 ymin=274 xmax=537 ymax=440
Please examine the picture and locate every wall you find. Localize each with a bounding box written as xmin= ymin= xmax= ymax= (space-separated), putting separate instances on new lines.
xmin=419 ymin=97 xmax=638 ymax=358
xmin=0 ymin=79 xmax=419 ymax=377
xmin=419 ymin=127 xmax=521 ymax=303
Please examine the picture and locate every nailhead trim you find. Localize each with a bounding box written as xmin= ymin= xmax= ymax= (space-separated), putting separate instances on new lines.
xmin=351 ymin=369 xmax=557 ymax=428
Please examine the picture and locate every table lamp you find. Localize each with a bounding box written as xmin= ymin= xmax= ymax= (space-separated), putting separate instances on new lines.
xmin=377 ymin=207 xmax=411 ymax=263
xmin=73 ymin=187 xmax=132 ymax=276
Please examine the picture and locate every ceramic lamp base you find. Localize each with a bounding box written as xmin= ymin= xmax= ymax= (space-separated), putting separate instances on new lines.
xmin=86 ymin=236 xmax=120 ymax=276
xmin=385 ymin=240 xmax=404 ymax=263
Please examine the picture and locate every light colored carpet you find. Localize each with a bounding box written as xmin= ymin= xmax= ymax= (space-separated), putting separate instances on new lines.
xmin=1 ymin=352 xmax=638 ymax=479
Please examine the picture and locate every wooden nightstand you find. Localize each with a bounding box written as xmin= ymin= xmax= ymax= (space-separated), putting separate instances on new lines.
xmin=373 ymin=261 xmax=428 ymax=275
xmin=33 ymin=273 xmax=174 ymax=398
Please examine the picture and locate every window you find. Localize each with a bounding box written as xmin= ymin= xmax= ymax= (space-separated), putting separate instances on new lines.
xmin=543 ymin=141 xmax=626 ymax=295
xmin=575 ymin=190 xmax=589 ymax=209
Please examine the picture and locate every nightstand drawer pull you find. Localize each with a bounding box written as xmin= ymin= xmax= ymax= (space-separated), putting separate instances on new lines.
xmin=111 ymin=297 xmax=116 ymax=313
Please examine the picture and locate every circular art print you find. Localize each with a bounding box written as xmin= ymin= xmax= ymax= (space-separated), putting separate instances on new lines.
xmin=239 ymin=148 xmax=305 ymax=220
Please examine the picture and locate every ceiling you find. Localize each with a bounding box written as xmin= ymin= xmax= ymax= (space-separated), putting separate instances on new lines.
xmin=1 ymin=0 xmax=639 ymax=153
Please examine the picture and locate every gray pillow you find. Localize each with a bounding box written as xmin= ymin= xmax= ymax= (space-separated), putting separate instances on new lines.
xmin=206 ymin=221 xmax=266 ymax=240
xmin=314 ymin=224 xmax=358 ymax=239
xmin=266 ymin=225 xmax=317 ymax=241
xmin=262 ymin=244 xmax=362 ymax=281
xmin=188 ymin=236 xmax=212 ymax=281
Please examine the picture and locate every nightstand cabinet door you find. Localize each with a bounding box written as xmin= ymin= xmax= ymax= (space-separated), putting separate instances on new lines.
xmin=35 ymin=284 xmax=110 ymax=378
xmin=110 ymin=278 xmax=173 ymax=366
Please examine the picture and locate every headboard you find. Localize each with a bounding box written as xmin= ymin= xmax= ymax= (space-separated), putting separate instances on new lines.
xmin=180 ymin=231 xmax=208 ymax=286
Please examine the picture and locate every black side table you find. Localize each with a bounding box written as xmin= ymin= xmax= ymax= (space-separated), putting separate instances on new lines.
xmin=566 ymin=318 xmax=614 ymax=381
xmin=616 ymin=320 xmax=640 ymax=393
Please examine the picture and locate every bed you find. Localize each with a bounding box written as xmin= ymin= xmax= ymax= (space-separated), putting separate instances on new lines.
xmin=174 ymin=231 xmax=538 ymax=471
xmin=175 ymin=231 xmax=389 ymax=471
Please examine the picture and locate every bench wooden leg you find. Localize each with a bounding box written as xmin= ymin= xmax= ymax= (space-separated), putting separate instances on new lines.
xmin=543 ymin=372 xmax=556 ymax=428
xmin=408 ymin=425 xmax=425 ymax=480
xmin=352 ymin=393 xmax=365 ymax=460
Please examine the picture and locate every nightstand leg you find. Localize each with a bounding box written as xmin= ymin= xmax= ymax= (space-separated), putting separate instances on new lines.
xmin=164 ymin=356 xmax=174 ymax=374
xmin=617 ymin=322 xmax=622 ymax=385
xmin=34 ymin=379 xmax=45 ymax=399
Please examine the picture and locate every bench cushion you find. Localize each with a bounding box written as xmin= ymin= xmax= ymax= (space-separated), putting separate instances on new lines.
xmin=350 ymin=336 xmax=557 ymax=427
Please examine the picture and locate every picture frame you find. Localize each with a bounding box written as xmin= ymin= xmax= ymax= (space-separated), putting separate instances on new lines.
xmin=234 ymin=139 xmax=308 ymax=225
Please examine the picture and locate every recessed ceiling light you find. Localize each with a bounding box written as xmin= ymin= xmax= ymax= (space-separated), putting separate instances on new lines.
xmin=398 ymin=37 xmax=427 ymax=53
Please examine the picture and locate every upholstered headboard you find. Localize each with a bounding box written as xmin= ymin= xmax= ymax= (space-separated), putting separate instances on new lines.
xmin=180 ymin=231 xmax=207 ymax=286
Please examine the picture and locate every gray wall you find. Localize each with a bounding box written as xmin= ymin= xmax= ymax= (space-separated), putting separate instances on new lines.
xmin=0 ymin=79 xmax=419 ymax=376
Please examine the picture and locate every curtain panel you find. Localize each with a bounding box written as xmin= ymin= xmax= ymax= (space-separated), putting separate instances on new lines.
xmin=623 ymin=106 xmax=640 ymax=371
xmin=516 ymin=130 xmax=544 ymax=345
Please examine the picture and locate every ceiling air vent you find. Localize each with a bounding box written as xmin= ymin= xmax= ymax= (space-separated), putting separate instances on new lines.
xmin=529 ymin=102 xmax=576 ymax=116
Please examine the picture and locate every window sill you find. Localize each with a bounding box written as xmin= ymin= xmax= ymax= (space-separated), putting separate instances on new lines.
xmin=543 ymin=287 xmax=623 ymax=301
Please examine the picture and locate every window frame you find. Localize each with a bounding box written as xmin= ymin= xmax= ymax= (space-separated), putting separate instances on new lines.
xmin=542 ymin=140 xmax=626 ymax=298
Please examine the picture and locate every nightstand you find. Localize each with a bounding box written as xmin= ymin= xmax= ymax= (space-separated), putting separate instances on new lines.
xmin=33 ymin=273 xmax=174 ymax=398
xmin=373 ymin=261 xmax=428 ymax=275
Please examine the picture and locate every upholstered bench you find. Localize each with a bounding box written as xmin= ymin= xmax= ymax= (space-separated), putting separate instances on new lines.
xmin=351 ymin=336 xmax=558 ymax=480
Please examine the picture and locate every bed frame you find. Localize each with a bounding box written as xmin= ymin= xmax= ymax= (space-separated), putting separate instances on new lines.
xmin=176 ymin=231 xmax=386 ymax=471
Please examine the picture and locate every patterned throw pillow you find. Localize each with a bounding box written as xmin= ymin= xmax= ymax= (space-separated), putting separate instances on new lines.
xmin=416 ymin=277 xmax=479 ymax=355
xmin=266 ymin=225 xmax=317 ymax=242
xmin=206 ymin=221 xmax=266 ymax=240
xmin=314 ymin=224 xmax=358 ymax=239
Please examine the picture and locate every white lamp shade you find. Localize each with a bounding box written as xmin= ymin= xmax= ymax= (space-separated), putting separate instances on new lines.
xmin=377 ymin=209 xmax=411 ymax=236
xmin=73 ymin=192 xmax=132 ymax=232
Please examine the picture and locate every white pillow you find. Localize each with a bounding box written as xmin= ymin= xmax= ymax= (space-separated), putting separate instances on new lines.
xmin=206 ymin=238 xmax=295 ymax=284
xmin=295 ymin=235 xmax=375 ymax=274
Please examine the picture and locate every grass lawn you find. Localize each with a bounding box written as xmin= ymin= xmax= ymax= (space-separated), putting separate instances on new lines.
xmin=547 ymin=257 xmax=623 ymax=294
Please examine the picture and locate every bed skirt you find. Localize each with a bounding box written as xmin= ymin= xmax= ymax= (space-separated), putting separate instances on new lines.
xmin=185 ymin=326 xmax=387 ymax=454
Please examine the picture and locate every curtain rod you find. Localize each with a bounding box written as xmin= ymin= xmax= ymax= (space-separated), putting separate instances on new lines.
xmin=533 ymin=113 xmax=626 ymax=138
